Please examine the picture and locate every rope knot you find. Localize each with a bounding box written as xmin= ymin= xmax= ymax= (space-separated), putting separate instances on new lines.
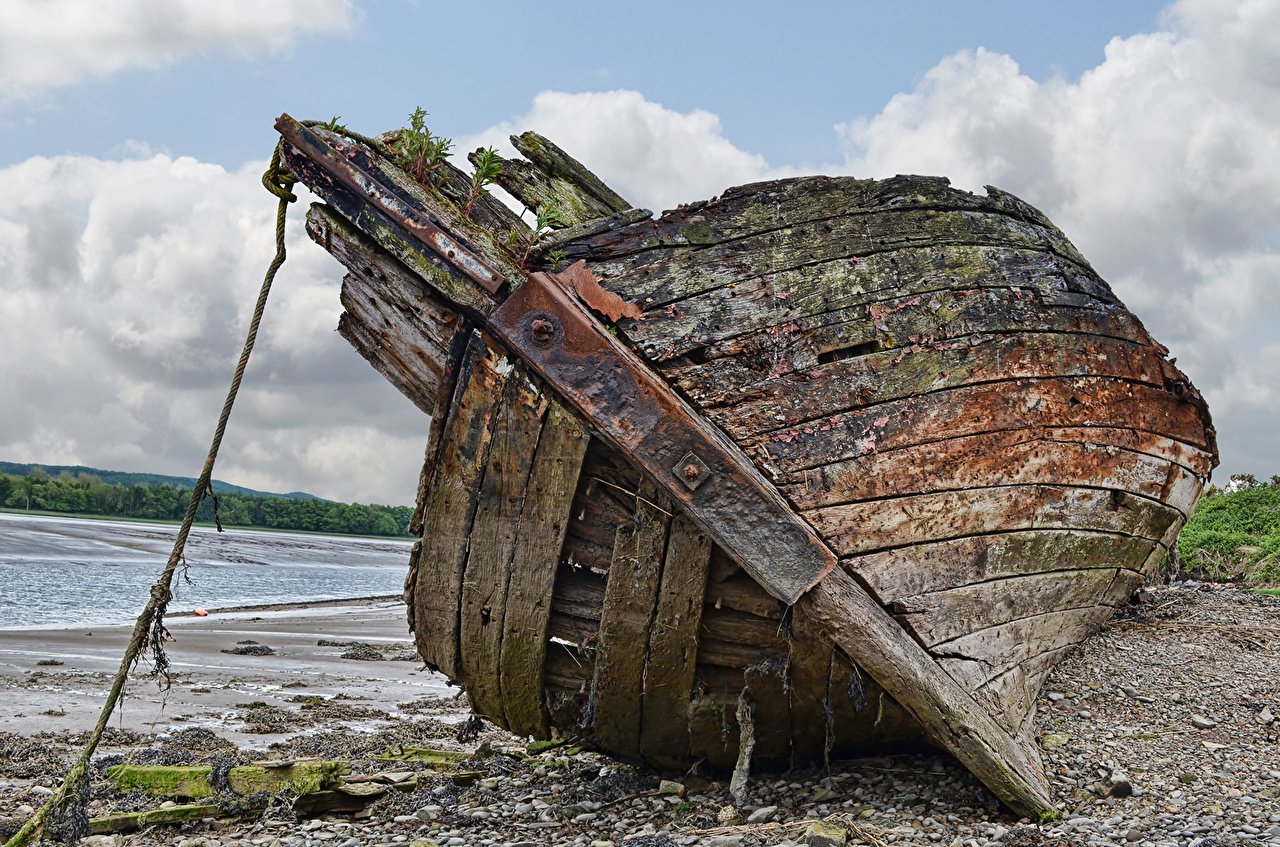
xmin=262 ymin=146 xmax=298 ymax=202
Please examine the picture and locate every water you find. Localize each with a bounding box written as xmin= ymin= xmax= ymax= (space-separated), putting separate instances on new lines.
xmin=0 ymin=512 xmax=413 ymax=629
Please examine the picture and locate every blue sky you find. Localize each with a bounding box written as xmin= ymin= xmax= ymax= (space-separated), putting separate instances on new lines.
xmin=1 ymin=0 xmax=1276 ymax=504
xmin=3 ymin=2 xmax=1170 ymax=169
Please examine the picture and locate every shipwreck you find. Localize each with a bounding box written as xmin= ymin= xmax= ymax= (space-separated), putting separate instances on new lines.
xmin=273 ymin=114 xmax=1216 ymax=817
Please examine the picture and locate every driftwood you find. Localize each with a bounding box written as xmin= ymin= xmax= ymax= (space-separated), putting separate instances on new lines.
xmin=274 ymin=113 xmax=1218 ymax=819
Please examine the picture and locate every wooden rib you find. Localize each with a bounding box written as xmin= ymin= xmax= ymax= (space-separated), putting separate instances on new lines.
xmin=411 ymin=331 xmax=510 ymax=678
xmin=780 ymin=428 xmax=1215 ymax=511
xmin=460 ymin=369 xmax=549 ymax=723
xmin=890 ymin=567 xmax=1137 ymax=648
xmin=639 ymin=514 xmax=712 ymax=769
xmin=810 ymin=484 xmax=1183 ymax=559
xmin=590 ymin=481 xmax=670 ymax=757
xmin=756 ymin=376 xmax=1213 ymax=474
xmin=848 ymin=530 xmax=1159 ymax=604
xmin=498 ymin=400 xmax=591 ymax=738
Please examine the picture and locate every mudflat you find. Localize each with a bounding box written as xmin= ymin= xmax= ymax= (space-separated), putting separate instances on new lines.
xmin=0 ymin=598 xmax=462 ymax=742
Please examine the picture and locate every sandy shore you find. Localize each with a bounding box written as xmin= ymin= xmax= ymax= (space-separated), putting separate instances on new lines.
xmin=0 ymin=597 xmax=462 ymax=743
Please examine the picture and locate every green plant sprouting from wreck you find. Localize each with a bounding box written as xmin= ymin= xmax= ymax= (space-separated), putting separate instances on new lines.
xmin=397 ymin=107 xmax=452 ymax=188
xmin=506 ymin=198 xmax=565 ymax=269
xmin=465 ymin=146 xmax=503 ymax=219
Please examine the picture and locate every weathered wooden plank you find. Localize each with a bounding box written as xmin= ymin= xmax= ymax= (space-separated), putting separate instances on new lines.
xmin=410 ymin=331 xmax=511 ymax=678
xmin=491 ymin=157 xmax=628 ymax=230
xmin=460 ymin=370 xmax=549 ymax=723
xmin=809 ymin=484 xmax=1182 ymax=559
xmin=704 ymin=569 xmax=784 ymax=619
xmin=583 ymin=203 xmax=1097 ymax=313
xmin=568 ymin=175 xmax=1091 ymax=275
xmin=640 ymin=514 xmax=712 ymax=768
xmin=757 ymin=376 xmax=1214 ymax=475
xmin=278 ymin=119 xmax=513 ymax=314
xmin=283 ymin=118 xmax=524 ymax=291
xmin=665 ymin=285 xmax=1159 ymax=396
xmin=509 ymin=131 xmax=633 ymax=217
xmin=591 ymin=481 xmax=670 ymax=758
xmin=335 ymin=271 xmax=462 ymax=414
xmin=779 ymin=428 xmax=1216 ymax=511
xmin=488 ymin=269 xmax=837 ymax=604
xmin=744 ymin=654 xmax=792 ymax=767
xmin=934 ymin=604 xmax=1116 ymax=691
xmin=499 ymin=400 xmax=591 ymax=738
xmin=306 ymin=203 xmax=466 ymax=404
xmin=700 ymin=332 xmax=1170 ymax=439
xmin=801 ymin=567 xmax=1055 ymax=818
xmin=891 ymin=567 xmax=1134 ymax=647
xmin=288 ymin=156 xmax=500 ymax=316
xmin=786 ymin=608 xmax=834 ymax=765
xmin=848 ymin=529 xmax=1158 ymax=604
xmin=625 ymin=248 xmax=1137 ymax=365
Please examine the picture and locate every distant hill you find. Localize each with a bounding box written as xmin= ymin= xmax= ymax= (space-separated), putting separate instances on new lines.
xmin=0 ymin=462 xmax=325 ymax=502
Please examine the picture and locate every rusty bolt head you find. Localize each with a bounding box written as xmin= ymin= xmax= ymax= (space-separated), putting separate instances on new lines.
xmin=683 ymin=463 xmax=701 ymax=481
xmin=530 ymin=317 xmax=556 ymax=345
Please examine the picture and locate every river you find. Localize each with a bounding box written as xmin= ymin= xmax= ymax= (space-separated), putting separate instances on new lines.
xmin=0 ymin=512 xmax=412 ymax=629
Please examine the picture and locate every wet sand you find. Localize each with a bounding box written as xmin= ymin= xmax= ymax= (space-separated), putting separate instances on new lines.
xmin=0 ymin=597 xmax=463 ymax=744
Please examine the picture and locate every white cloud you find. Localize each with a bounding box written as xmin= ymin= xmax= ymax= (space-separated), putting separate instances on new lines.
xmin=458 ymin=90 xmax=786 ymax=214
xmin=0 ymin=0 xmax=354 ymax=100
xmin=0 ymin=152 xmax=425 ymax=504
xmin=834 ymin=0 xmax=1280 ymax=480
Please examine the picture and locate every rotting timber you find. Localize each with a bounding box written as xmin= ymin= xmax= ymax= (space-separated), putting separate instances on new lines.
xmin=274 ymin=114 xmax=1217 ymax=818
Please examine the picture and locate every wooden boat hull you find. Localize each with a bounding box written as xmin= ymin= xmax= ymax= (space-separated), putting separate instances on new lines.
xmin=277 ymin=116 xmax=1216 ymax=812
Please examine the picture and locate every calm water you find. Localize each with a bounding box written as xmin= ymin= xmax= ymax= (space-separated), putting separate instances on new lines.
xmin=0 ymin=512 xmax=413 ymax=629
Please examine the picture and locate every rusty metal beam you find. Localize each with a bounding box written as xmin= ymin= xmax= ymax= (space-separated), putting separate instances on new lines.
xmin=488 ymin=271 xmax=836 ymax=605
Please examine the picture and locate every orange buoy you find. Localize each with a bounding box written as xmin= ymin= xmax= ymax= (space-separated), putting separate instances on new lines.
xmin=194 ymin=608 xmax=209 ymax=617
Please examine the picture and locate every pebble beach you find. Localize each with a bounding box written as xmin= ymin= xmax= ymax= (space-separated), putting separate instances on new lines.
xmin=1 ymin=584 xmax=1277 ymax=847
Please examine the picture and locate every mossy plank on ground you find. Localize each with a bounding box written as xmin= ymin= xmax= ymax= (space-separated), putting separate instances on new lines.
xmin=106 ymin=764 xmax=214 ymax=800
xmin=90 ymin=803 xmax=224 ymax=834
xmin=226 ymin=760 xmax=348 ymax=795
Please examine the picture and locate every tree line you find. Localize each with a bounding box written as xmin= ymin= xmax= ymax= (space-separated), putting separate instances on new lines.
xmin=0 ymin=470 xmax=413 ymax=537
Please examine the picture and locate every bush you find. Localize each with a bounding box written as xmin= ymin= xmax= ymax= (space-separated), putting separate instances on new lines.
xmin=1178 ymin=484 xmax=1280 ymax=584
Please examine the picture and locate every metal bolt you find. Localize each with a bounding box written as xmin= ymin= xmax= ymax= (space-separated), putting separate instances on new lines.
xmin=530 ymin=317 xmax=556 ymax=345
xmin=683 ymin=463 xmax=701 ymax=482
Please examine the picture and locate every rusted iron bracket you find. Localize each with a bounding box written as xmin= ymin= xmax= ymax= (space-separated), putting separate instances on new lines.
xmin=489 ymin=271 xmax=836 ymax=605
xmin=274 ymin=114 xmax=507 ymax=294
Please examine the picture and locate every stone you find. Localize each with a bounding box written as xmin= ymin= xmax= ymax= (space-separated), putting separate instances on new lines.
xmin=1039 ymin=733 xmax=1071 ymax=750
xmin=1191 ymin=715 xmax=1218 ymax=729
xmin=657 ymin=780 xmax=685 ymax=797
xmin=747 ymin=805 xmax=779 ymax=823
xmin=1106 ymin=767 xmax=1133 ymax=798
xmin=706 ymin=837 xmax=743 ymax=847
xmin=1257 ymin=708 xmax=1274 ymax=726
xmin=803 ymin=820 xmax=849 ymax=847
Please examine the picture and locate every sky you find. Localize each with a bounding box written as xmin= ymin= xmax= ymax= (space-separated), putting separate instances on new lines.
xmin=1 ymin=0 xmax=1276 ymax=505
